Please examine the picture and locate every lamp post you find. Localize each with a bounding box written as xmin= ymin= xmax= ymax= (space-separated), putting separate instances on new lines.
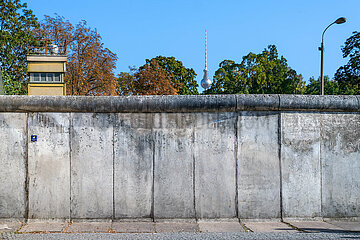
xmin=319 ymin=17 xmax=346 ymax=95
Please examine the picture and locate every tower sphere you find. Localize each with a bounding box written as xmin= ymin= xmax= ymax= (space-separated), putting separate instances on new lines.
xmin=201 ymin=69 xmax=211 ymax=90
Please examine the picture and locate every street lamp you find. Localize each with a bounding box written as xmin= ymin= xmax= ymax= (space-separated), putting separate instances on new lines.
xmin=319 ymin=17 xmax=346 ymax=95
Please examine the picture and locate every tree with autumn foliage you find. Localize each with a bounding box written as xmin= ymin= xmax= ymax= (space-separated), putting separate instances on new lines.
xmin=117 ymin=60 xmax=178 ymax=95
xmin=36 ymin=15 xmax=117 ymax=96
xmin=117 ymin=56 xmax=197 ymax=95
xmin=142 ymin=56 xmax=198 ymax=95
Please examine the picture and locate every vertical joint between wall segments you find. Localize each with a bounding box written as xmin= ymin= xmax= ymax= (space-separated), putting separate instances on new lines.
xmin=151 ymin=130 xmax=155 ymax=222
xmin=192 ymin=127 xmax=197 ymax=221
xmin=235 ymin=113 xmax=239 ymax=219
xmin=320 ymin=113 xmax=323 ymax=218
xmin=278 ymin=110 xmax=283 ymax=221
xmin=25 ymin=113 xmax=29 ymax=222
xmin=112 ymin=113 xmax=115 ymax=221
xmin=69 ymin=113 xmax=72 ymax=221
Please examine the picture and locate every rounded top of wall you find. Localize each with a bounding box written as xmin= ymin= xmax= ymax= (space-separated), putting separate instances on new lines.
xmin=0 ymin=95 xmax=359 ymax=113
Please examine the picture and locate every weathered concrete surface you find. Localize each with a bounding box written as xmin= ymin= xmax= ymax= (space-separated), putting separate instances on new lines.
xmin=20 ymin=222 xmax=67 ymax=233
xmin=321 ymin=113 xmax=360 ymax=218
xmin=237 ymin=112 xmax=280 ymax=219
xmin=28 ymin=113 xmax=70 ymax=219
xmin=153 ymin=113 xmax=195 ymax=219
xmin=243 ymin=221 xmax=297 ymax=233
xmin=0 ymin=221 xmax=22 ymax=233
xmin=1 ymin=95 xmax=360 ymax=221
xmin=114 ymin=113 xmax=153 ymax=218
xmin=194 ymin=112 xmax=237 ymax=219
xmin=0 ymin=113 xmax=26 ymax=219
xmin=281 ymin=113 xmax=322 ymax=218
xmin=279 ymin=95 xmax=359 ymax=112
xmin=111 ymin=222 xmax=155 ymax=233
xmin=236 ymin=94 xmax=279 ymax=111
xmin=66 ymin=222 xmax=111 ymax=233
xmin=326 ymin=220 xmax=360 ymax=232
xmin=198 ymin=221 xmax=245 ymax=232
xmin=0 ymin=95 xmax=236 ymax=113
xmin=288 ymin=221 xmax=344 ymax=233
xmin=155 ymin=222 xmax=199 ymax=232
xmin=6 ymin=220 xmax=360 ymax=236
xmin=0 ymin=95 xmax=359 ymax=113
xmin=71 ymin=113 xmax=114 ymax=219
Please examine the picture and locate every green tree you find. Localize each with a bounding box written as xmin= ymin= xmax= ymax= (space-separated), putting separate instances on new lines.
xmin=0 ymin=0 xmax=38 ymax=91
xmin=142 ymin=56 xmax=199 ymax=95
xmin=334 ymin=31 xmax=360 ymax=94
xmin=305 ymin=76 xmax=340 ymax=95
xmin=116 ymin=70 xmax=135 ymax=96
xmin=205 ymin=45 xmax=306 ymax=94
xmin=1 ymin=68 xmax=27 ymax=95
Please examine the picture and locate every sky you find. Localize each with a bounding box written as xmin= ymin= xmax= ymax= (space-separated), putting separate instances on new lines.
xmin=27 ymin=0 xmax=359 ymax=92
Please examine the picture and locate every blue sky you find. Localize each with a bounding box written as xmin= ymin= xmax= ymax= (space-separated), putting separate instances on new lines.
xmin=27 ymin=0 xmax=359 ymax=91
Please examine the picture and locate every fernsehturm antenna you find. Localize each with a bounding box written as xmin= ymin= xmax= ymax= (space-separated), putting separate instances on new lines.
xmin=201 ymin=29 xmax=211 ymax=90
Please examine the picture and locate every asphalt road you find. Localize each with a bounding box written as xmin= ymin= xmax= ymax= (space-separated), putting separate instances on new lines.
xmin=2 ymin=232 xmax=360 ymax=240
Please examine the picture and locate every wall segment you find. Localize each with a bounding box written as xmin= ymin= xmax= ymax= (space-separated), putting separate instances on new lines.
xmin=0 ymin=95 xmax=359 ymax=220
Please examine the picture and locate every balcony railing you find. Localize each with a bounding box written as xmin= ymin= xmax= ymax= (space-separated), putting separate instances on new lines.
xmin=27 ymin=39 xmax=67 ymax=56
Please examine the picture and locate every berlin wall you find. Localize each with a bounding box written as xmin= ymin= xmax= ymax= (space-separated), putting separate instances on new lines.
xmin=0 ymin=94 xmax=359 ymax=221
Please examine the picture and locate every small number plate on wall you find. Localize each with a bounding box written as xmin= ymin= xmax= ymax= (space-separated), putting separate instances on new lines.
xmin=31 ymin=135 xmax=37 ymax=142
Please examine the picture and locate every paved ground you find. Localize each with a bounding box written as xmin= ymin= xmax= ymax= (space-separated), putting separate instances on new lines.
xmin=0 ymin=220 xmax=359 ymax=239
xmin=2 ymin=232 xmax=360 ymax=240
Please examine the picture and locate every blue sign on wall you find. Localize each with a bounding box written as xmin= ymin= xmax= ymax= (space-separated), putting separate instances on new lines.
xmin=31 ymin=135 xmax=37 ymax=142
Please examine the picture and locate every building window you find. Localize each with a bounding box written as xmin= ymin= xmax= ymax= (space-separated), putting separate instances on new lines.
xmin=30 ymin=73 xmax=62 ymax=82
xmin=33 ymin=73 xmax=40 ymax=82
xmin=54 ymin=73 xmax=60 ymax=82
xmin=41 ymin=73 xmax=46 ymax=81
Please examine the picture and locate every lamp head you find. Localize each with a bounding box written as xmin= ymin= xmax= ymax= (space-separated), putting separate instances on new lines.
xmin=335 ymin=17 xmax=346 ymax=24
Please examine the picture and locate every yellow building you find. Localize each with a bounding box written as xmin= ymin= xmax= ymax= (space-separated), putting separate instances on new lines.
xmin=27 ymin=44 xmax=67 ymax=96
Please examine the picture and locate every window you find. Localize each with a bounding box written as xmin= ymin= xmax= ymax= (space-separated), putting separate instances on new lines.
xmin=30 ymin=73 xmax=63 ymax=82
xmin=33 ymin=73 xmax=40 ymax=82
xmin=41 ymin=73 xmax=46 ymax=81
xmin=54 ymin=73 xmax=61 ymax=82
xmin=47 ymin=73 xmax=54 ymax=81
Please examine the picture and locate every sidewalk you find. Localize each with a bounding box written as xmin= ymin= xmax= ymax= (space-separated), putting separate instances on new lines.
xmin=1 ymin=219 xmax=359 ymax=234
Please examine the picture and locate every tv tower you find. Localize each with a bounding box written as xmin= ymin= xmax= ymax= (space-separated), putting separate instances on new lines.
xmin=201 ymin=30 xmax=211 ymax=90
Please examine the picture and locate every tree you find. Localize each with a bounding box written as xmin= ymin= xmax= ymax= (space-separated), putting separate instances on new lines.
xmin=305 ymin=76 xmax=340 ymax=95
xmin=205 ymin=45 xmax=306 ymax=94
xmin=142 ymin=56 xmax=198 ymax=95
xmin=1 ymin=68 xmax=27 ymax=95
xmin=334 ymin=31 xmax=360 ymax=95
xmin=117 ymin=61 xmax=178 ymax=95
xmin=0 ymin=0 xmax=39 ymax=94
xmin=37 ymin=15 xmax=117 ymax=96
xmin=116 ymin=69 xmax=136 ymax=96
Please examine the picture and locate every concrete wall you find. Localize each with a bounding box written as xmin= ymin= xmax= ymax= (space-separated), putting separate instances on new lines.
xmin=0 ymin=113 xmax=26 ymax=219
xmin=70 ymin=113 xmax=114 ymax=219
xmin=238 ymin=111 xmax=280 ymax=219
xmin=28 ymin=113 xmax=70 ymax=219
xmin=321 ymin=113 xmax=360 ymax=218
xmin=281 ymin=112 xmax=322 ymax=218
xmin=114 ymin=113 xmax=153 ymax=219
xmin=194 ymin=112 xmax=237 ymax=219
xmin=0 ymin=95 xmax=359 ymax=220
